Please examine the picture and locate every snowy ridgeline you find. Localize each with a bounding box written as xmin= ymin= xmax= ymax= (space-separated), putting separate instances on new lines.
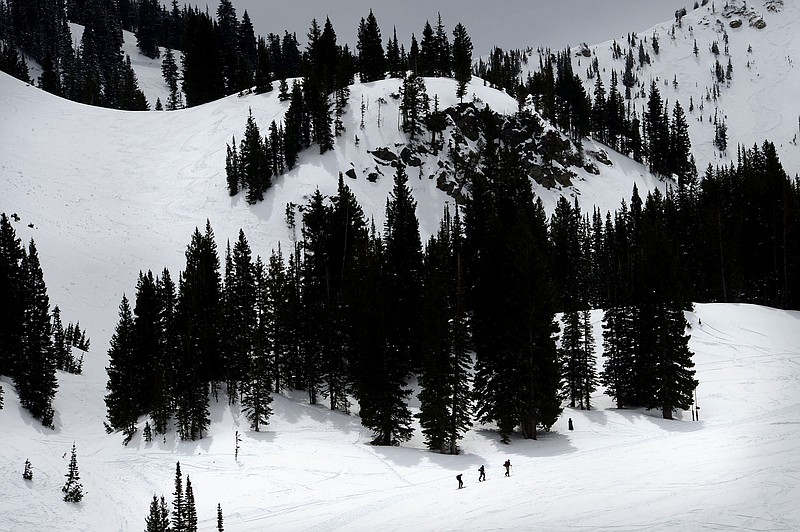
xmin=1 ymin=304 xmax=800 ymax=530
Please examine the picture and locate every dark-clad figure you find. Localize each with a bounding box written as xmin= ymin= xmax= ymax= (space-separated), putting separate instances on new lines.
xmin=568 ymin=417 xmax=574 ymax=430
xmin=478 ymin=465 xmax=486 ymax=482
xmin=503 ymin=460 xmax=511 ymax=477
xmin=456 ymin=473 xmax=464 ymax=489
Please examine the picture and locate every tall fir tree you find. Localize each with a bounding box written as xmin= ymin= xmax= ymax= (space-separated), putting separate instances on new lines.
xmin=62 ymin=443 xmax=83 ymax=502
xmin=135 ymin=0 xmax=160 ymax=59
xmin=145 ymin=495 xmax=171 ymax=532
xmin=451 ymin=22 xmax=472 ymax=102
xmin=356 ymin=10 xmax=385 ymax=82
xmin=105 ymin=294 xmax=138 ymax=438
xmin=181 ymin=9 xmax=225 ymax=107
xmin=184 ymin=476 xmax=198 ymax=532
xmin=469 ymin=146 xmax=562 ymax=442
xmin=243 ymin=255 xmax=275 ymax=429
xmin=400 ymin=73 xmax=429 ymax=141
xmin=417 ymin=207 xmax=472 ymax=453
xmin=0 ymin=213 xmax=24 ymax=380
xmin=171 ymin=462 xmax=185 ymax=532
xmin=15 ymin=239 xmax=57 ymax=428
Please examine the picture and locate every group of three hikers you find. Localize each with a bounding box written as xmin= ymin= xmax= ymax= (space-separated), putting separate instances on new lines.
xmin=456 ymin=460 xmax=511 ymax=489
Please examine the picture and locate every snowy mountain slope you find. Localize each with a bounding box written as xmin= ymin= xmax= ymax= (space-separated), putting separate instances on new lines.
xmin=0 ymin=68 xmax=668 ymax=352
xmin=3 ymin=4 xmax=800 ymax=529
xmin=547 ymin=0 xmax=800 ymax=174
xmin=2 ymin=304 xmax=799 ymax=530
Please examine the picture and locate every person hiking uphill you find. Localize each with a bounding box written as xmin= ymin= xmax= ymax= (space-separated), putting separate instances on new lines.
xmin=478 ymin=465 xmax=486 ymax=482
xmin=503 ymin=459 xmax=511 ymax=477
xmin=456 ymin=473 xmax=464 ymax=489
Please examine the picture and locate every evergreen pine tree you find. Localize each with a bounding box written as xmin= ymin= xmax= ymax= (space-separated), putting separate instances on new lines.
xmin=161 ymin=47 xmax=182 ymax=110
xmin=62 ymin=443 xmax=83 ymax=502
xmin=400 ymin=73 xmax=429 ymax=141
xmin=417 ymin=207 xmax=472 ymax=454
xmin=154 ymin=268 xmax=178 ymax=435
xmin=300 ymin=189 xmax=331 ymax=406
xmin=135 ymin=0 xmax=161 ymax=59
xmin=418 ymin=21 xmax=435 ymax=77
xmin=240 ymin=109 xmax=271 ymax=204
xmin=645 ymin=81 xmax=669 ymax=175
xmin=361 ymin=164 xmax=421 ymax=445
xmin=591 ymin=75 xmax=606 ymax=142
xmin=225 ymin=136 xmax=240 ymax=196
xmin=174 ymin=224 xmax=218 ymax=440
xmin=622 ymin=48 xmax=636 ymax=99
xmin=469 ymin=146 xmax=561 ymax=442
xmin=145 ymin=495 xmax=171 ymax=532
xmin=184 ymin=476 xmax=197 ymax=532
xmin=104 ymin=294 xmax=138 ymax=438
xmin=433 ymin=13 xmax=452 ymax=77
xmin=386 ymin=27 xmax=402 ymax=78
xmin=451 ymin=22 xmax=472 ymax=102
xmin=0 ymin=213 xmax=25 ymax=380
xmin=356 ymin=10 xmax=385 ymax=82
xmin=51 ymin=305 xmax=70 ymax=371
xmin=181 ymin=10 xmax=225 ymax=107
xmin=238 ymin=10 xmax=258 ymax=76
xmin=38 ymin=52 xmax=62 ymax=96
xmin=254 ymin=36 xmax=272 ymax=94
xmin=265 ymin=247 xmax=288 ymax=393
xmin=171 ymin=462 xmax=185 ymax=532
xmin=670 ymin=101 xmax=693 ymax=184
xmin=15 ymin=239 xmax=57 ymax=428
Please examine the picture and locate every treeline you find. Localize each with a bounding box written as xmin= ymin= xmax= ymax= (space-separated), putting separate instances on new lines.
xmin=0 ymin=0 xmax=149 ymax=109
xmin=110 ymin=128 xmax=797 ymax=450
xmin=142 ymin=462 xmax=216 ymax=532
xmin=0 ymin=0 xmax=474 ymax=113
xmin=0 ymin=213 xmax=90 ymax=424
xmin=478 ymin=34 xmax=731 ymax=166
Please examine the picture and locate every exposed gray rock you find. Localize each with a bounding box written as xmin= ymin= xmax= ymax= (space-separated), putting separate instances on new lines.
xmin=400 ymin=147 xmax=422 ymax=167
xmin=370 ymin=147 xmax=398 ymax=164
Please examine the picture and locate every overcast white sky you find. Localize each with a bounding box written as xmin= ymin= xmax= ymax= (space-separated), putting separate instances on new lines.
xmin=222 ymin=0 xmax=693 ymax=56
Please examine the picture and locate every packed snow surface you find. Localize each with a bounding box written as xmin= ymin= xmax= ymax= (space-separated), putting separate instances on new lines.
xmin=2 ymin=304 xmax=799 ymax=531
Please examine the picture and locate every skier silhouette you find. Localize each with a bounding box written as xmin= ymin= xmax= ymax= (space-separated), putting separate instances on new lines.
xmin=478 ymin=465 xmax=486 ymax=482
xmin=568 ymin=417 xmax=574 ymax=430
xmin=503 ymin=459 xmax=511 ymax=477
xmin=456 ymin=473 xmax=464 ymax=489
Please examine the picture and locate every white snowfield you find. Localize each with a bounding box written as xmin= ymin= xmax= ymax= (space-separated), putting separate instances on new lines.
xmin=556 ymin=0 xmax=800 ymax=175
xmin=1 ymin=305 xmax=799 ymax=531
xmin=2 ymin=1 xmax=800 ymax=528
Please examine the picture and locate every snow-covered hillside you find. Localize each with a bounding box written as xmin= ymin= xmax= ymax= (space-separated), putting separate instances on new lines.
xmin=2 ymin=304 xmax=799 ymax=530
xmin=3 ymin=3 xmax=800 ymax=529
xmin=0 ymin=66 xmax=668 ymax=350
xmin=550 ymin=0 xmax=800 ymax=174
